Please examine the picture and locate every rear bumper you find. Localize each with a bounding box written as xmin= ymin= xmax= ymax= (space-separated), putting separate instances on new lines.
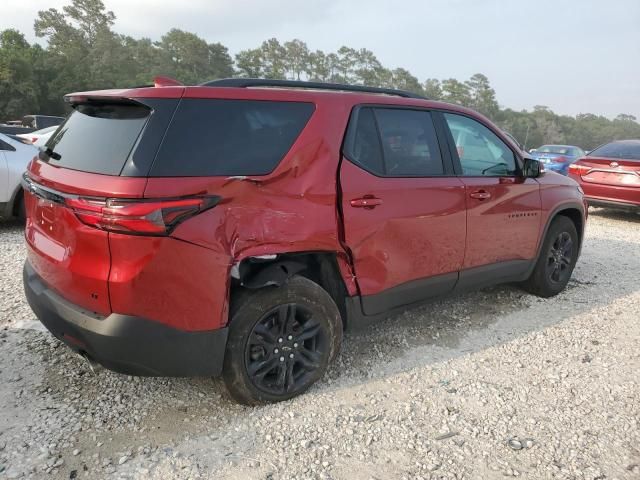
xmin=23 ymin=262 xmax=228 ymax=377
xmin=586 ymin=197 xmax=640 ymax=211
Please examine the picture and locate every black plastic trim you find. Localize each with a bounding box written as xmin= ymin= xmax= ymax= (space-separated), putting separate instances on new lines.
xmin=456 ymin=259 xmax=533 ymax=291
xmin=538 ymin=202 xmax=586 ymax=259
xmin=361 ymin=271 xmax=458 ymax=316
xmin=24 ymin=262 xmax=228 ymax=377
xmin=120 ymin=98 xmax=181 ymax=177
xmin=201 ymin=78 xmax=427 ymax=100
xmin=347 ymin=259 xmax=536 ymax=326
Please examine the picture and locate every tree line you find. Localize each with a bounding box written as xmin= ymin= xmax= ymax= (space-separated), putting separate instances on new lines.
xmin=1 ymin=0 xmax=638 ymax=150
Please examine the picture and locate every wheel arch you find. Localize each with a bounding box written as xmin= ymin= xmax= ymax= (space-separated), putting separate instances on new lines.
xmin=230 ymin=252 xmax=351 ymax=329
xmin=538 ymin=203 xmax=586 ymax=259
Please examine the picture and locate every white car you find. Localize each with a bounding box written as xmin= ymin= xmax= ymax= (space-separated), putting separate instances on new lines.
xmin=16 ymin=125 xmax=58 ymax=147
xmin=0 ymin=133 xmax=38 ymax=219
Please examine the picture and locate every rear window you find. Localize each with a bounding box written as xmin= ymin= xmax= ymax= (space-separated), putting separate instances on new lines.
xmin=150 ymin=99 xmax=314 ymax=177
xmin=588 ymin=141 xmax=640 ymax=160
xmin=538 ymin=145 xmax=570 ymax=154
xmin=45 ymin=103 xmax=150 ymax=175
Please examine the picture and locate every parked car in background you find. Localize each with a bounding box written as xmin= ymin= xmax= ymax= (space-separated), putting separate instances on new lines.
xmin=22 ymin=77 xmax=586 ymax=404
xmin=0 ymin=133 xmax=37 ymax=219
xmin=16 ymin=126 xmax=59 ymax=146
xmin=568 ymin=139 xmax=640 ymax=212
xmin=0 ymin=115 xmax=65 ymax=135
xmin=529 ymin=145 xmax=585 ymax=175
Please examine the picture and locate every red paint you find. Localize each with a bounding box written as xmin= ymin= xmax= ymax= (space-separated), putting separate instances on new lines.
xmin=461 ymin=177 xmax=541 ymax=268
xmin=569 ymin=157 xmax=640 ymax=207
xmin=340 ymin=161 xmax=467 ymax=295
xmin=24 ymin=83 xmax=587 ymax=337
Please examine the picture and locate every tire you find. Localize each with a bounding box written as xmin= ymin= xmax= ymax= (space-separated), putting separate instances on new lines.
xmin=16 ymin=194 xmax=26 ymax=222
xmin=522 ymin=216 xmax=579 ymax=298
xmin=222 ymin=276 xmax=342 ymax=405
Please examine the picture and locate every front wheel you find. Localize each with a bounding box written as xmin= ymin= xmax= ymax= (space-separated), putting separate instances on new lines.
xmin=222 ymin=276 xmax=342 ymax=405
xmin=522 ymin=216 xmax=579 ymax=297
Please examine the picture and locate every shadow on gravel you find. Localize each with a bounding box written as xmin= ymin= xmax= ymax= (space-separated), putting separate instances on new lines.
xmin=322 ymin=229 xmax=640 ymax=391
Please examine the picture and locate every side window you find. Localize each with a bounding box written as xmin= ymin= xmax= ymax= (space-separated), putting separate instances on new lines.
xmin=375 ymin=109 xmax=444 ymax=176
xmin=443 ymin=113 xmax=517 ymax=176
xmin=151 ymin=99 xmax=314 ymax=176
xmin=348 ymin=108 xmax=384 ymax=174
xmin=346 ymin=107 xmax=445 ymax=176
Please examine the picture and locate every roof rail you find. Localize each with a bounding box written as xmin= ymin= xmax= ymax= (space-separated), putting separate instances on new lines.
xmin=200 ymin=78 xmax=427 ymax=100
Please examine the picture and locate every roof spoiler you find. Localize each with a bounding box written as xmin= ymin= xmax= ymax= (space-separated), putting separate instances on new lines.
xmin=154 ymin=76 xmax=183 ymax=87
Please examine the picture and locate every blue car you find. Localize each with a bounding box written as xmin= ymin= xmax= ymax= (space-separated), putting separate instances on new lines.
xmin=529 ymin=145 xmax=586 ymax=175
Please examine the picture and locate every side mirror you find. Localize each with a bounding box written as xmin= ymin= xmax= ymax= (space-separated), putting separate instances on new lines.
xmin=523 ymin=158 xmax=544 ymax=178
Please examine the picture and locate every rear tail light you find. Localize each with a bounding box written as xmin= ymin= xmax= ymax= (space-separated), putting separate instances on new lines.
xmin=552 ymin=156 xmax=567 ymax=163
xmin=568 ymin=163 xmax=590 ymax=175
xmin=65 ymin=196 xmax=220 ymax=235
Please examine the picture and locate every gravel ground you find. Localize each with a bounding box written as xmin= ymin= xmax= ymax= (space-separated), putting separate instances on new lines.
xmin=0 ymin=208 xmax=639 ymax=480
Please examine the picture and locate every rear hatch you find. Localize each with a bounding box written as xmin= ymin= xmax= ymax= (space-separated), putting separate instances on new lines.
xmin=23 ymin=95 xmax=179 ymax=315
xmin=570 ymin=157 xmax=640 ymax=187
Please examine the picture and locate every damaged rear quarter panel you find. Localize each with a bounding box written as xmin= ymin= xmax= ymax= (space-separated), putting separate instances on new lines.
xmin=141 ymin=94 xmax=355 ymax=328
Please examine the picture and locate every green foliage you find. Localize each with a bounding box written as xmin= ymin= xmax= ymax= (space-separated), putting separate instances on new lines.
xmin=1 ymin=0 xmax=639 ymax=149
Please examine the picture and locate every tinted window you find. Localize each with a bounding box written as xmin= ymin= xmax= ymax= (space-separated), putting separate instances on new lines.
xmin=444 ymin=113 xmax=517 ymax=176
xmin=35 ymin=116 xmax=65 ymax=129
xmin=44 ymin=103 xmax=150 ymax=175
xmin=375 ymin=109 xmax=444 ymax=176
xmin=151 ymin=99 xmax=314 ymax=176
xmin=346 ymin=107 xmax=444 ymax=176
xmin=588 ymin=141 xmax=640 ymax=160
xmin=0 ymin=137 xmax=15 ymax=151
xmin=348 ymin=108 xmax=384 ymax=174
xmin=538 ymin=145 xmax=570 ymax=154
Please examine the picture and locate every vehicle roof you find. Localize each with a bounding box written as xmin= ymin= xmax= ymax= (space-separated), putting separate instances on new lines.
xmin=539 ymin=144 xmax=581 ymax=148
xmin=65 ymin=84 xmax=483 ymax=118
xmin=607 ymin=139 xmax=640 ymax=144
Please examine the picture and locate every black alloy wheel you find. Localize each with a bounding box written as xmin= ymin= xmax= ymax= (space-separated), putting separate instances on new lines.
xmin=223 ymin=275 xmax=342 ymax=405
xmin=522 ymin=215 xmax=579 ymax=298
xmin=546 ymin=231 xmax=574 ymax=284
xmin=245 ymin=303 xmax=327 ymax=395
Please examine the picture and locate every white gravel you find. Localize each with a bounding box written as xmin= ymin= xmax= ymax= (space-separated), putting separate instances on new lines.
xmin=0 ymin=209 xmax=639 ymax=479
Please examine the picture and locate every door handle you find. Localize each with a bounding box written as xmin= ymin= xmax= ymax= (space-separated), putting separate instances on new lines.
xmin=469 ymin=190 xmax=491 ymax=200
xmin=350 ymin=196 xmax=383 ymax=209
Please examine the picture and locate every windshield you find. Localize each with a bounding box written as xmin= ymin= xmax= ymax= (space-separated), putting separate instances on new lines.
xmin=588 ymin=141 xmax=640 ymax=160
xmin=537 ymin=145 xmax=570 ymax=154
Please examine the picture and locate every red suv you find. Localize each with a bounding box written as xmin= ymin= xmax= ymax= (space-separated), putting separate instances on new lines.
xmin=22 ymin=78 xmax=587 ymax=404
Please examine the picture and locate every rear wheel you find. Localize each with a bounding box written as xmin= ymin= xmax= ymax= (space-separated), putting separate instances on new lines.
xmin=222 ymin=276 xmax=342 ymax=405
xmin=522 ymin=216 xmax=578 ymax=297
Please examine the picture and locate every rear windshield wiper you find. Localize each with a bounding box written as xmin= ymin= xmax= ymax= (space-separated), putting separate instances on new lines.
xmin=38 ymin=146 xmax=61 ymax=161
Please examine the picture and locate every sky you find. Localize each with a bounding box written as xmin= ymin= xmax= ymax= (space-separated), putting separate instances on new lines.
xmin=3 ymin=0 xmax=639 ymax=119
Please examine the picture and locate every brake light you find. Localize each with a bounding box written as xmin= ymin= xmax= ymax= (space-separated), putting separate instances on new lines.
xmin=65 ymin=196 xmax=220 ymax=235
xmin=568 ymin=163 xmax=590 ymax=175
xmin=552 ymin=156 xmax=567 ymax=163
